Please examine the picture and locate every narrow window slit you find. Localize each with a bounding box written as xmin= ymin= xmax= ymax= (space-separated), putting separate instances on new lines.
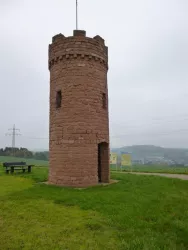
xmin=56 ymin=90 xmax=62 ymax=108
xmin=102 ymin=93 xmax=106 ymax=109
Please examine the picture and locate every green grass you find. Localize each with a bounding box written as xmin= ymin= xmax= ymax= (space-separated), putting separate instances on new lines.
xmin=0 ymin=166 xmax=188 ymax=249
xmin=110 ymin=164 xmax=188 ymax=175
xmin=0 ymin=156 xmax=49 ymax=166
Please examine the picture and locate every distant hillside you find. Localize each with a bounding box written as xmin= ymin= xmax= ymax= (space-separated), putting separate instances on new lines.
xmin=111 ymin=145 xmax=188 ymax=164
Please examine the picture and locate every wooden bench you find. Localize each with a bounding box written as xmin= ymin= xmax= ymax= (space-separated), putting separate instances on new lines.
xmin=3 ymin=162 xmax=34 ymax=174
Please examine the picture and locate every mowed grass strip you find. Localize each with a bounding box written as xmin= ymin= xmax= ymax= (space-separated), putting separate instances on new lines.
xmin=0 ymin=166 xmax=188 ymax=249
xmin=111 ymin=164 xmax=188 ymax=175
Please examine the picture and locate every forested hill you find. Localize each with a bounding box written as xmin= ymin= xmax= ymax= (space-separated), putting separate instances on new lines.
xmin=0 ymin=147 xmax=49 ymax=161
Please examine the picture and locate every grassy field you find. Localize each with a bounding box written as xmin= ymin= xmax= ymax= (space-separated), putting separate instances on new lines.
xmin=0 ymin=166 xmax=188 ymax=249
xmin=0 ymin=156 xmax=49 ymax=166
xmin=1 ymin=157 xmax=188 ymax=175
xmin=110 ymin=164 xmax=188 ymax=175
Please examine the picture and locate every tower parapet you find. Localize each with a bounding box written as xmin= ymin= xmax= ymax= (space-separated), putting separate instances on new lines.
xmin=49 ymin=30 xmax=108 ymax=71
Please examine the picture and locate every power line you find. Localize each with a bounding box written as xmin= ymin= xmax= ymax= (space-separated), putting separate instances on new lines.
xmin=23 ymin=136 xmax=48 ymax=140
xmin=110 ymin=118 xmax=188 ymax=131
xmin=17 ymin=128 xmax=188 ymax=141
xmin=5 ymin=124 xmax=21 ymax=156
xmin=110 ymin=113 xmax=188 ymax=126
xmin=110 ymin=128 xmax=188 ymax=138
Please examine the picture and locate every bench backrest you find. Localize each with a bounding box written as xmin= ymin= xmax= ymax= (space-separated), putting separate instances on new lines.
xmin=3 ymin=162 xmax=26 ymax=167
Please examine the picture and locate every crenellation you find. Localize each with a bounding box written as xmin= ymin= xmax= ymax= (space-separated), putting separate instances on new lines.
xmin=93 ymin=35 xmax=105 ymax=45
xmin=52 ymin=33 xmax=65 ymax=43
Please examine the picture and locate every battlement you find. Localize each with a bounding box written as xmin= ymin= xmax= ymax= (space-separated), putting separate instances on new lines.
xmin=49 ymin=30 xmax=108 ymax=71
xmin=52 ymin=33 xmax=65 ymax=43
xmin=51 ymin=30 xmax=106 ymax=46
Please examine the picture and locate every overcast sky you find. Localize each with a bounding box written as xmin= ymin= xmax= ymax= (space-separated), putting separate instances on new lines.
xmin=0 ymin=0 xmax=188 ymax=150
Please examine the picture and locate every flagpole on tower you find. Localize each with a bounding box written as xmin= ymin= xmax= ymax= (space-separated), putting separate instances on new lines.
xmin=76 ymin=0 xmax=78 ymax=30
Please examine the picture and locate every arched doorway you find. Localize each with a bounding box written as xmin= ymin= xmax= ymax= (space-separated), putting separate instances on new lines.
xmin=98 ymin=142 xmax=109 ymax=183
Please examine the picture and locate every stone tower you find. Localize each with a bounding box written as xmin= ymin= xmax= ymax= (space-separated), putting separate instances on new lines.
xmin=48 ymin=30 xmax=109 ymax=187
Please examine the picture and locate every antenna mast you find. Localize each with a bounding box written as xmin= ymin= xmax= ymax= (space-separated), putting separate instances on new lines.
xmin=76 ymin=0 xmax=78 ymax=30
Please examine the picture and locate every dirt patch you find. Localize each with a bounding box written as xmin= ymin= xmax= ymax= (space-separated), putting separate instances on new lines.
xmin=40 ymin=179 xmax=119 ymax=189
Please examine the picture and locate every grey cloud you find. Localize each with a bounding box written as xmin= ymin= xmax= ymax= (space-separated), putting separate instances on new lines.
xmin=0 ymin=0 xmax=188 ymax=149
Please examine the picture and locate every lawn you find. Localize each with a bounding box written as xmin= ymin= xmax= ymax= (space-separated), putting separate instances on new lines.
xmin=0 ymin=166 xmax=188 ymax=249
xmin=110 ymin=164 xmax=188 ymax=175
xmin=0 ymin=156 xmax=49 ymax=166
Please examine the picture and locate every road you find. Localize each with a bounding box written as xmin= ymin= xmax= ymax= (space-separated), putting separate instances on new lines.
xmin=123 ymin=172 xmax=188 ymax=180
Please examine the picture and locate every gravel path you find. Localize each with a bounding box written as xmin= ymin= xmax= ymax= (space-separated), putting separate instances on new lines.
xmin=124 ymin=172 xmax=188 ymax=180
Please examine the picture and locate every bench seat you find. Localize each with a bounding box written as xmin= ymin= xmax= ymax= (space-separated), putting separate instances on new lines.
xmin=3 ymin=162 xmax=34 ymax=174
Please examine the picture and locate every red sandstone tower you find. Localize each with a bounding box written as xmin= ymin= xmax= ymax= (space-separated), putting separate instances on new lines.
xmin=48 ymin=30 xmax=109 ymax=187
